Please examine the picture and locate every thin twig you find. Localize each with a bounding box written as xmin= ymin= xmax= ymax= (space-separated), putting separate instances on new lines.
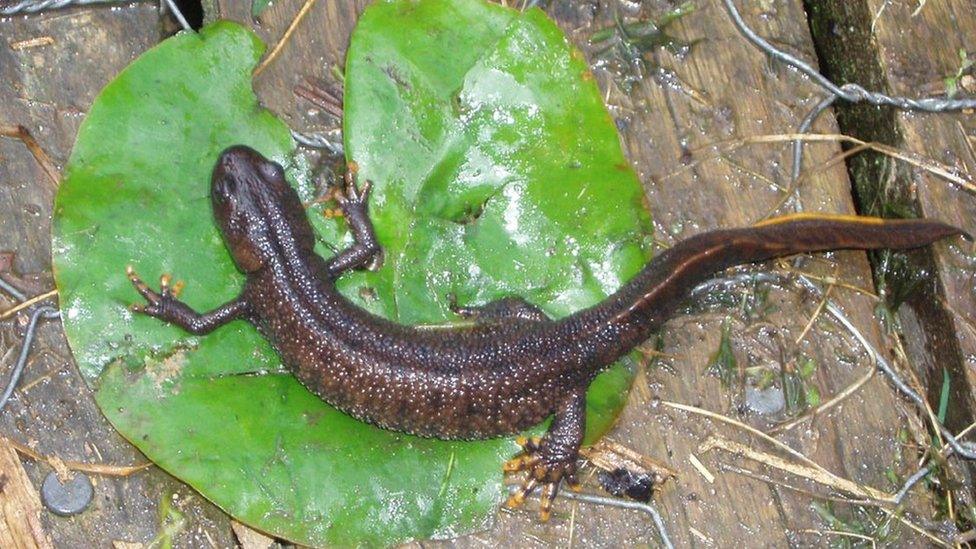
xmin=5 ymin=437 xmax=152 ymax=477
xmin=635 ymin=346 xmax=680 ymax=361
xmin=794 ymin=282 xmax=832 ymax=345
xmin=0 ymin=289 xmax=57 ymax=321
xmin=660 ymin=400 xmax=832 ymax=477
xmin=667 ymin=132 xmax=976 ymax=207
xmin=253 ymin=0 xmax=319 ymax=77
xmin=720 ymin=463 xmax=950 ymax=546
xmin=0 ymin=125 xmax=60 ymax=187
xmin=774 ymin=268 xmax=878 ymax=299
xmin=701 ymin=435 xmax=896 ymax=503
xmin=767 ymin=142 xmax=872 ymax=219
xmin=798 ymin=529 xmax=877 ymax=547
xmin=294 ymin=79 xmax=343 ymax=118
xmin=567 ymin=501 xmax=576 ymax=549
xmin=718 ymin=462 xmax=875 ymax=506
xmin=953 ymin=420 xmax=976 ymax=441
xmin=793 ymin=276 xmax=976 ymax=460
xmin=709 ymin=133 xmax=975 ymax=193
xmin=871 ymin=2 xmax=891 ymax=33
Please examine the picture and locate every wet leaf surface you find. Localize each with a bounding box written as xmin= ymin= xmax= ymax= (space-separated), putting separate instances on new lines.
xmin=53 ymin=1 xmax=651 ymax=545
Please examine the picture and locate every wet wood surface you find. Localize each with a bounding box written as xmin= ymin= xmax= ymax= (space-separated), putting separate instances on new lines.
xmin=0 ymin=443 xmax=51 ymax=549
xmin=804 ymin=0 xmax=976 ymax=453
xmin=1 ymin=0 xmax=973 ymax=546
xmin=864 ymin=0 xmax=976 ymax=433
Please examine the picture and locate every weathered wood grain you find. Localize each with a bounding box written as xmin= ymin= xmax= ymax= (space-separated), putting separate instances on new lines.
xmin=218 ymin=0 xmax=370 ymax=138
xmin=0 ymin=444 xmax=52 ymax=549
xmin=570 ymin=2 xmax=932 ymax=545
xmin=805 ymin=0 xmax=976 ymax=436
xmin=0 ymin=6 xmax=237 ymax=548
xmin=862 ymin=1 xmax=976 ymax=530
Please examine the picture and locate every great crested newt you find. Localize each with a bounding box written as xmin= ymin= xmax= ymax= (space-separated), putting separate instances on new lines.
xmin=127 ymin=145 xmax=966 ymax=520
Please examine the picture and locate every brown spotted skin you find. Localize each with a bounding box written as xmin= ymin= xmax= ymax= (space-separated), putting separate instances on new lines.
xmin=128 ymin=145 xmax=966 ymax=513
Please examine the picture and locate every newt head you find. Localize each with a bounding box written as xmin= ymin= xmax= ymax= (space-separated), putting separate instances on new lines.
xmin=210 ymin=145 xmax=316 ymax=273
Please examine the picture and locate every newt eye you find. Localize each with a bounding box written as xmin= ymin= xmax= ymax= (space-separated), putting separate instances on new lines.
xmin=213 ymin=177 xmax=238 ymax=204
xmin=261 ymin=161 xmax=285 ymax=181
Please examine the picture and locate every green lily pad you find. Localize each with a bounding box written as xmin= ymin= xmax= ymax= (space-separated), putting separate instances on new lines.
xmin=52 ymin=1 xmax=651 ymax=546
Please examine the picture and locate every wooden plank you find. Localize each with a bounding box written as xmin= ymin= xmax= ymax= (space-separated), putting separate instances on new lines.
xmin=0 ymin=444 xmax=52 ymax=549
xmin=805 ymin=0 xmax=976 ymax=474
xmin=0 ymin=6 xmax=236 ymax=547
xmin=211 ymin=0 xmax=951 ymax=545
xmin=880 ymin=0 xmax=976 ymax=428
xmin=531 ymin=1 xmax=938 ymax=544
xmin=583 ymin=2 xmax=924 ymax=544
xmin=218 ymin=0 xmax=370 ymax=137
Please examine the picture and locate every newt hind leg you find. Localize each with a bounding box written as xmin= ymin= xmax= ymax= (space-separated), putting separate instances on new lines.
xmin=504 ymin=390 xmax=585 ymax=521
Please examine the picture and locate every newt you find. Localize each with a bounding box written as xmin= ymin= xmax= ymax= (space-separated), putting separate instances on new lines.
xmin=127 ymin=145 xmax=965 ymax=520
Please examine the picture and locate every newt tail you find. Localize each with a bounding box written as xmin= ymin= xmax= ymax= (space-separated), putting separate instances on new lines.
xmin=127 ymin=146 xmax=966 ymax=521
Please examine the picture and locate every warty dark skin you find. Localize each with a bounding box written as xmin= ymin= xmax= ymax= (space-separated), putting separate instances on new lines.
xmin=128 ymin=145 xmax=966 ymax=520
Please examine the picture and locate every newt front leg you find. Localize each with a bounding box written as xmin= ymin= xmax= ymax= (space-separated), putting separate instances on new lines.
xmin=127 ymin=266 xmax=247 ymax=335
xmin=324 ymin=168 xmax=383 ymax=277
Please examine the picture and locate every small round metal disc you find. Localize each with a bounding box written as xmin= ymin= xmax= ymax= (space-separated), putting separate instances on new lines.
xmin=41 ymin=471 xmax=93 ymax=516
